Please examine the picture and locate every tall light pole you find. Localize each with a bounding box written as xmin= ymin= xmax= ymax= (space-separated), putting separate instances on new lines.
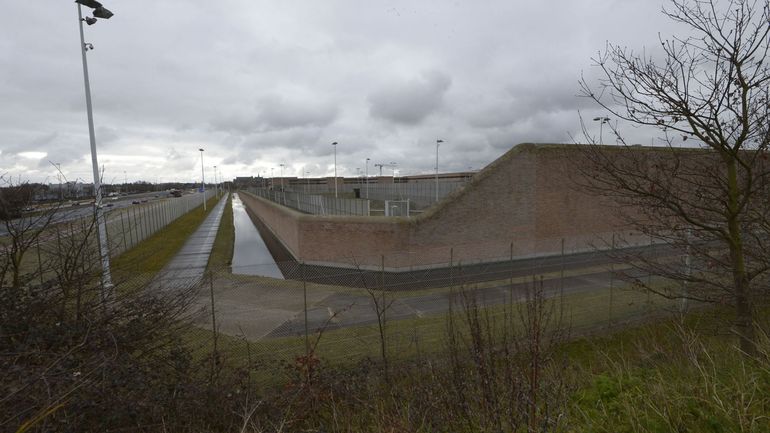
xmin=55 ymin=163 xmax=63 ymax=201
xmin=331 ymin=142 xmax=338 ymax=198
xmin=435 ymin=139 xmax=443 ymax=203
xmin=390 ymin=162 xmax=397 ymax=184
xmin=365 ymin=157 xmax=370 ymax=199
xmin=199 ymin=148 xmax=206 ymax=211
xmin=279 ymin=163 xmax=285 ymax=190
xmin=356 ymin=168 xmax=362 ymax=194
xmin=76 ymin=0 xmax=114 ymax=292
xmin=270 ymin=167 xmax=274 ymax=189
xmin=213 ymin=165 xmax=218 ymax=198
xmin=593 ymin=117 xmax=610 ymax=143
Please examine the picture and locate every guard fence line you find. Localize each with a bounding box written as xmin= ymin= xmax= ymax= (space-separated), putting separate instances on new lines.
xmin=120 ymin=240 xmax=697 ymax=388
xmin=103 ymin=190 xmax=216 ymax=257
xmin=292 ymin=180 xmax=468 ymax=208
xmin=245 ymin=187 xmax=371 ymax=216
xmin=244 ymin=181 xmax=468 ymax=217
xmin=20 ymin=191 xmax=218 ymax=282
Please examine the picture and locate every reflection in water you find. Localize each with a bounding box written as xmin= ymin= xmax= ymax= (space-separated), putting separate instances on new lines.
xmin=231 ymin=194 xmax=284 ymax=279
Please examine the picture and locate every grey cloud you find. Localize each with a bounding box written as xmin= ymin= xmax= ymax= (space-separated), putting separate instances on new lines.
xmin=210 ymin=95 xmax=338 ymax=134
xmin=217 ymin=127 xmax=327 ymax=167
xmin=2 ymin=0 xmax=683 ymax=183
xmin=465 ymin=82 xmax=594 ymax=130
xmin=96 ymin=127 xmax=119 ymax=144
xmin=256 ymin=95 xmax=338 ymax=130
xmin=368 ymin=70 xmax=452 ymax=125
xmin=29 ymin=132 xmax=59 ymax=148
xmin=210 ymin=113 xmax=257 ymax=134
xmin=166 ymin=147 xmax=184 ymax=161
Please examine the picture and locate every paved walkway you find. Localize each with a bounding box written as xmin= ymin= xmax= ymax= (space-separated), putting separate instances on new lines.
xmin=149 ymin=197 xmax=226 ymax=291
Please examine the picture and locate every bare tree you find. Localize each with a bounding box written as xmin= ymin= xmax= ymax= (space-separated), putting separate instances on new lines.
xmin=578 ymin=0 xmax=770 ymax=354
xmin=0 ymin=179 xmax=59 ymax=289
xmin=0 ymin=178 xmax=226 ymax=431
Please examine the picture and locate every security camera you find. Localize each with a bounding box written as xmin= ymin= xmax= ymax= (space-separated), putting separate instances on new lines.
xmin=84 ymin=43 xmax=94 ymax=51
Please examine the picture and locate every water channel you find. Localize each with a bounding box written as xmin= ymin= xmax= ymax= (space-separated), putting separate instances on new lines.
xmin=230 ymin=193 xmax=284 ymax=279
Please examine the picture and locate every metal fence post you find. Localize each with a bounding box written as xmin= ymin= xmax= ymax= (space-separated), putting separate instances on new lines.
xmin=560 ymin=238 xmax=565 ymax=307
xmin=608 ymin=233 xmax=615 ymax=329
xmin=209 ymin=270 xmax=218 ymax=372
xmin=648 ymin=233 xmax=653 ymax=312
xmin=36 ymin=238 xmax=44 ymax=286
xmin=302 ymin=261 xmax=309 ymax=358
xmin=119 ymin=212 xmax=127 ymax=253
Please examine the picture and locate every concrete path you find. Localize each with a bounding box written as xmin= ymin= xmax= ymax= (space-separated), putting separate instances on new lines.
xmin=149 ymin=197 xmax=226 ymax=291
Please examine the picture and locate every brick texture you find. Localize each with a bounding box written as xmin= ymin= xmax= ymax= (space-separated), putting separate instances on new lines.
xmin=240 ymin=144 xmax=629 ymax=269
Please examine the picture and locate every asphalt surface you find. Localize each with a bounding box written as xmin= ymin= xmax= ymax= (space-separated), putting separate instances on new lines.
xmin=265 ymin=267 xmax=649 ymax=338
xmin=1 ymin=191 xmax=177 ymax=236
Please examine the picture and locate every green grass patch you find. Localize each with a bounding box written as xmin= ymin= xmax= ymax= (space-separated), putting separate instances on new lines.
xmin=187 ymin=279 xmax=681 ymax=388
xmin=112 ymin=195 xmax=221 ymax=285
xmin=207 ymin=194 xmax=233 ymax=269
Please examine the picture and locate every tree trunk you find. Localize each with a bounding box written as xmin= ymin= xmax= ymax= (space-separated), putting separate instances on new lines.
xmin=726 ymin=158 xmax=756 ymax=355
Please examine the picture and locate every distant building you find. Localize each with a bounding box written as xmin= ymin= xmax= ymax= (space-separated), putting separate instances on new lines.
xmin=233 ymin=176 xmax=264 ymax=188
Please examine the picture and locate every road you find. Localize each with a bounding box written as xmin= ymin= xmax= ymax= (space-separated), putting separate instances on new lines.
xmin=1 ymin=191 xmax=188 ymax=236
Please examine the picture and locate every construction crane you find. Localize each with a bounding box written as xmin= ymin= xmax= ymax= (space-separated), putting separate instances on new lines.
xmin=374 ymin=162 xmax=398 ymax=177
xmin=374 ymin=163 xmax=385 ymax=176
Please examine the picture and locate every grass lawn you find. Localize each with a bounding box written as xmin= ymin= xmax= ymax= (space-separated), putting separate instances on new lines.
xmin=207 ymin=193 xmax=234 ymax=270
xmin=111 ymin=195 xmax=221 ymax=286
xmin=186 ymin=277 xmax=683 ymax=388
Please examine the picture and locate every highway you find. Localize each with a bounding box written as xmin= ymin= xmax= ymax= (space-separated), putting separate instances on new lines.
xmin=0 ymin=190 xmax=188 ymax=237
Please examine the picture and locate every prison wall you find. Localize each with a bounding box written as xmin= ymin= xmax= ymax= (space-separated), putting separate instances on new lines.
xmin=240 ymin=144 xmax=626 ymax=269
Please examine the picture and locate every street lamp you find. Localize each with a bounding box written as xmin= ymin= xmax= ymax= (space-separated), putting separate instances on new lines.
xmin=199 ymin=148 xmax=206 ymax=211
xmin=331 ymin=142 xmax=338 ymax=198
xmin=279 ymin=163 xmax=285 ymax=190
xmin=593 ymin=117 xmax=610 ymax=143
xmin=365 ymin=157 xmax=370 ymax=199
xmin=356 ymin=168 xmax=362 ymax=194
xmin=55 ymin=162 xmax=63 ymax=201
xmin=435 ymin=139 xmax=444 ymax=203
xmin=213 ymin=165 xmax=218 ymax=198
xmin=390 ymin=162 xmax=397 ymax=183
xmin=76 ymin=0 xmax=114 ymax=292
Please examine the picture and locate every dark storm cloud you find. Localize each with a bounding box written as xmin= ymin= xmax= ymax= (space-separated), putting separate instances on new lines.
xmin=368 ymin=71 xmax=452 ymax=125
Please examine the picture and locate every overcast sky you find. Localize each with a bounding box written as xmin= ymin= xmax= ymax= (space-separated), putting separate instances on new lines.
xmin=0 ymin=0 xmax=683 ymax=185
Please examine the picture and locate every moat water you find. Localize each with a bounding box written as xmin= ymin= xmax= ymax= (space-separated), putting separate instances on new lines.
xmin=230 ymin=193 xmax=284 ymax=279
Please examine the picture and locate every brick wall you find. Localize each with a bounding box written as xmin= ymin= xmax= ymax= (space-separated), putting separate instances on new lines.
xmin=241 ymin=144 xmax=628 ymax=269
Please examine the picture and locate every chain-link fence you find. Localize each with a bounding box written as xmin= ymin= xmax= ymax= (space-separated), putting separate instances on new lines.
xmin=21 ymin=191 xmax=218 ymax=282
xmin=245 ymin=180 xmax=468 ymax=217
xmin=294 ymin=181 xmax=468 ymax=208
xmin=244 ymin=187 xmax=371 ymax=216
xmin=145 ymin=241 xmax=686 ymax=388
xmin=103 ymin=190 xmax=216 ymax=257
